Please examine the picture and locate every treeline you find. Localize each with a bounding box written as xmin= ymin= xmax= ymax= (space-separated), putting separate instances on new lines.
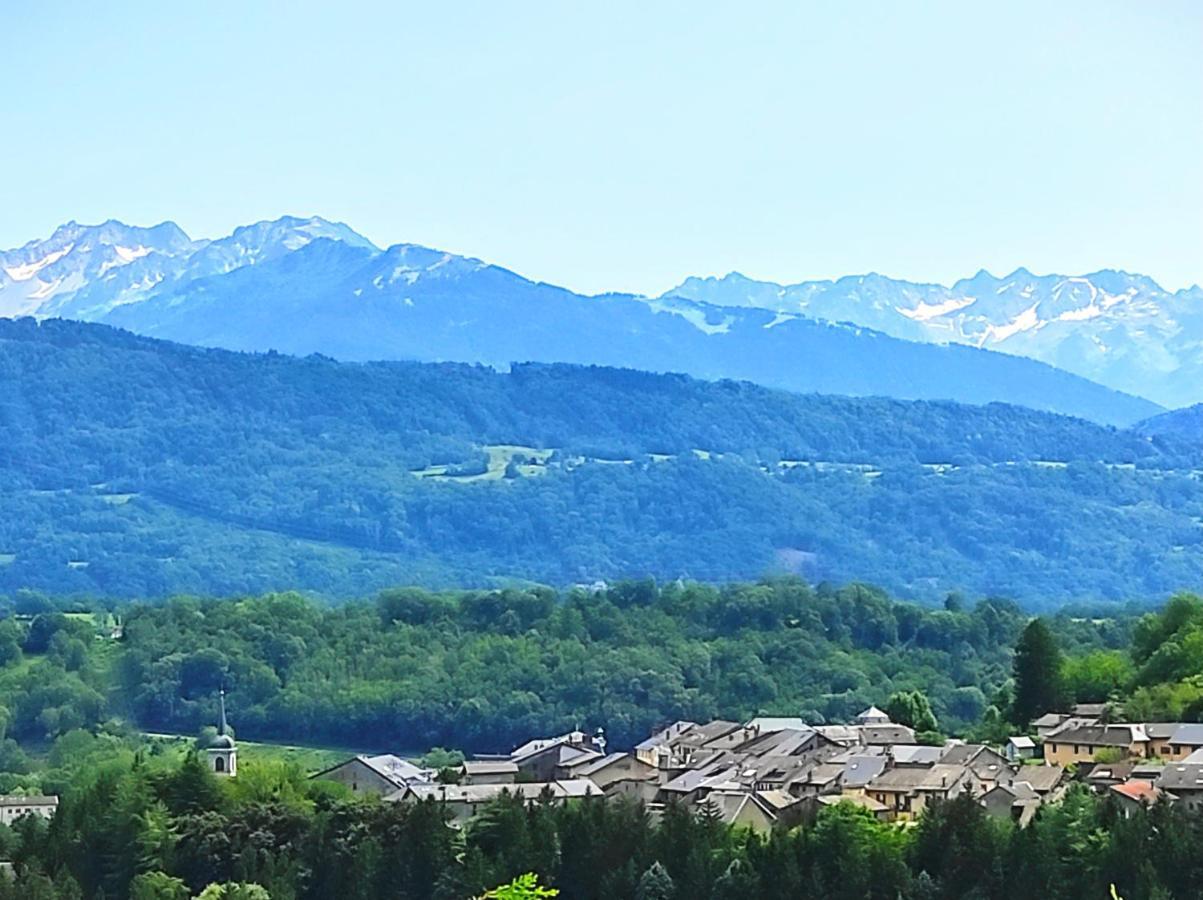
xmin=4 ymin=754 xmax=1203 ymax=899
xmin=0 ymin=318 xmax=1201 ymax=602
xmin=0 ymin=579 xmax=1199 ymax=785
xmin=113 ymin=579 xmax=1131 ymax=752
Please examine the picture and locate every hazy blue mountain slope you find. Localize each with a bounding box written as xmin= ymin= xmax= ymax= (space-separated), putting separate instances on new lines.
xmin=0 ymin=318 xmax=1198 ymax=605
xmin=94 ymin=238 xmax=1160 ymax=426
xmin=1136 ymin=404 xmax=1203 ymax=442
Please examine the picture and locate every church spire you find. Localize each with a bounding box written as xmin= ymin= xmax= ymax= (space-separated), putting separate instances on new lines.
xmin=219 ymin=687 xmax=229 ymax=737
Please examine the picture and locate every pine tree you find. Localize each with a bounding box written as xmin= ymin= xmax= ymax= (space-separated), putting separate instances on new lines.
xmin=635 ymin=861 xmax=675 ymax=900
xmin=1012 ymin=619 xmax=1068 ymax=726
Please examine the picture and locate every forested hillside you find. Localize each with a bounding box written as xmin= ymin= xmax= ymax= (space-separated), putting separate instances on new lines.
xmin=0 ymin=578 xmax=1137 ymax=760
xmin=0 ymin=318 xmax=1200 ymax=603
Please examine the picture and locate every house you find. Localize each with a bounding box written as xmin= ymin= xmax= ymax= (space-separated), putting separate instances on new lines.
xmin=840 ymin=755 xmax=889 ymax=796
xmin=740 ymin=755 xmax=814 ymax=792
xmin=394 ymin=779 xmax=599 ymax=823
xmin=1084 ymin=762 xmax=1137 ymax=791
xmin=785 ymin=762 xmax=845 ymax=799
xmin=1072 ymin=703 xmax=1108 ymax=719
xmin=650 ymin=720 xmax=742 ymax=768
xmin=756 ymin=788 xmax=805 ymax=825
xmin=699 ymin=791 xmax=778 ymax=834
xmin=313 ymin=754 xmax=432 ymax=795
xmin=865 ymin=763 xmax=970 ymax=822
xmin=634 ymin=721 xmax=697 ymax=766
xmin=856 ymin=706 xmax=891 ymax=726
xmin=603 ymin=777 xmax=661 ymax=804
xmin=888 ymin=745 xmax=943 ymax=767
xmin=510 ymin=730 xmax=593 ymax=760
xmin=1143 ymin=723 xmax=1178 ymax=758
xmin=1163 ymin=724 xmax=1203 ymax=761
xmin=1043 ymin=724 xmax=1149 ymax=766
xmin=565 ymin=752 xmax=656 ymax=789
xmin=659 ymin=760 xmax=741 ymax=804
xmin=1109 ymin=780 xmax=1163 ymax=817
xmin=939 ymin=744 xmax=1011 ymax=792
xmin=1156 ymin=763 xmax=1203 ymax=811
xmin=1031 ymin=712 xmax=1069 ymax=738
xmin=460 ymin=760 xmax=518 ymax=785
xmin=725 ymin=727 xmax=833 ymax=761
xmin=814 ymin=725 xmax=862 ymax=746
xmin=513 ymin=740 xmax=602 ymax=782
xmin=859 ymin=724 xmax=917 ymax=746
xmin=0 ymin=795 xmax=58 ymax=825
xmin=1005 ymin=736 xmax=1036 ymax=762
xmin=1011 ymin=764 xmax=1065 ymax=798
xmin=981 ymin=782 xmax=1041 ymax=826
xmin=745 ymin=717 xmax=809 ymax=734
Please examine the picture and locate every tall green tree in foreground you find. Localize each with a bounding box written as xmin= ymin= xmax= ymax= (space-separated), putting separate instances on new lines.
xmin=885 ymin=690 xmax=939 ymax=734
xmin=1012 ymin=618 xmax=1067 ymax=727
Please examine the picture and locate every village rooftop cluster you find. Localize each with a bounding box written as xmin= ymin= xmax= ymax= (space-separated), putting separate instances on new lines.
xmin=307 ymin=702 xmax=1203 ymax=831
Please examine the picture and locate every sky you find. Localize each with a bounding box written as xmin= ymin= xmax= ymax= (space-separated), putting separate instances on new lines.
xmin=4 ymin=1 xmax=1201 ymax=295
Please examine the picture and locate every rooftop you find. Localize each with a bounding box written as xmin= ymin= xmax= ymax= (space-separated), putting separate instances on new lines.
xmin=869 ymin=763 xmax=967 ymax=793
xmin=463 ymin=760 xmax=519 ymax=775
xmin=0 ymin=795 xmax=57 ymax=807
xmin=1047 ymin=724 xmax=1144 ymax=747
xmin=1156 ymin=764 xmax=1203 ymax=791
xmin=1111 ymin=780 xmax=1161 ymax=805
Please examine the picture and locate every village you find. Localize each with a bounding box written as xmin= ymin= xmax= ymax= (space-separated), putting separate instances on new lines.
xmin=5 ymin=701 xmax=1203 ymax=837
xmin=301 ymin=703 xmax=1203 ymax=832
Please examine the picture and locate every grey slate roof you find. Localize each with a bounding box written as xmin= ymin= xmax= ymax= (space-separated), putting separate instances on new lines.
xmin=1046 ymin=724 xmax=1143 ymax=747
xmin=842 ymin=755 xmax=888 ymax=787
xmin=1031 ymin=713 xmax=1068 ymax=728
xmin=890 ymin=745 xmax=943 ymax=765
xmin=868 ymin=763 xmax=968 ymax=793
xmin=1009 ymin=765 xmax=1064 ymax=793
xmin=1157 ymin=764 xmax=1203 ymax=792
xmin=1170 ymin=724 xmax=1203 ymax=745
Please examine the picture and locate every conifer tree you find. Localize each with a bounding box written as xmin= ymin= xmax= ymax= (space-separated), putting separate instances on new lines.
xmin=1012 ymin=618 xmax=1068 ymax=726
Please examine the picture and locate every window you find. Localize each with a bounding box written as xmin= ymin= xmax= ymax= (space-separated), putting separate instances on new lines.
xmin=215 ymin=756 xmax=226 ymax=773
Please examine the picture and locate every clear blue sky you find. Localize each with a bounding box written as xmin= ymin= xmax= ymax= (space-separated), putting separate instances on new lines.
xmin=5 ymin=1 xmax=1201 ymax=294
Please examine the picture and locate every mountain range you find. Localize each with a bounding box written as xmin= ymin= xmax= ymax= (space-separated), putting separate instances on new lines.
xmin=3 ymin=216 xmax=1195 ymax=421
xmin=666 ymin=268 xmax=1203 ymax=410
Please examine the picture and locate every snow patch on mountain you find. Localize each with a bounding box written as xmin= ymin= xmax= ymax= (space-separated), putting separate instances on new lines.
xmin=646 ymin=297 xmax=736 ymax=335
xmin=4 ymin=245 xmax=74 ymax=281
xmin=898 ymin=296 xmax=976 ymax=322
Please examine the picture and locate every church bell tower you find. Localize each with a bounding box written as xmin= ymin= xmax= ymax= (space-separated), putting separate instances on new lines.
xmin=205 ymin=688 xmax=238 ymax=777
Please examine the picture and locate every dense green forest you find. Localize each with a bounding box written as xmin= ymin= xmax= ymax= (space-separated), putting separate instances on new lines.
xmin=112 ymin=580 xmax=1129 ymax=752
xmin=0 ymin=318 xmax=1200 ymax=604
xmin=0 ymin=577 xmax=1164 ymax=762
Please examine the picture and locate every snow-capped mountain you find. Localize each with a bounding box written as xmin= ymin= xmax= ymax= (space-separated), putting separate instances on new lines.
xmin=0 ymin=217 xmax=1172 ymax=424
xmin=0 ymin=220 xmax=198 ymax=317
xmin=664 ymin=269 xmax=1203 ymax=409
xmin=1 ymin=216 xmax=377 ymax=321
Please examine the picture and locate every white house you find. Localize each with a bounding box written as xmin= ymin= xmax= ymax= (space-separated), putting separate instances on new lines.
xmin=0 ymin=795 xmax=58 ymax=825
